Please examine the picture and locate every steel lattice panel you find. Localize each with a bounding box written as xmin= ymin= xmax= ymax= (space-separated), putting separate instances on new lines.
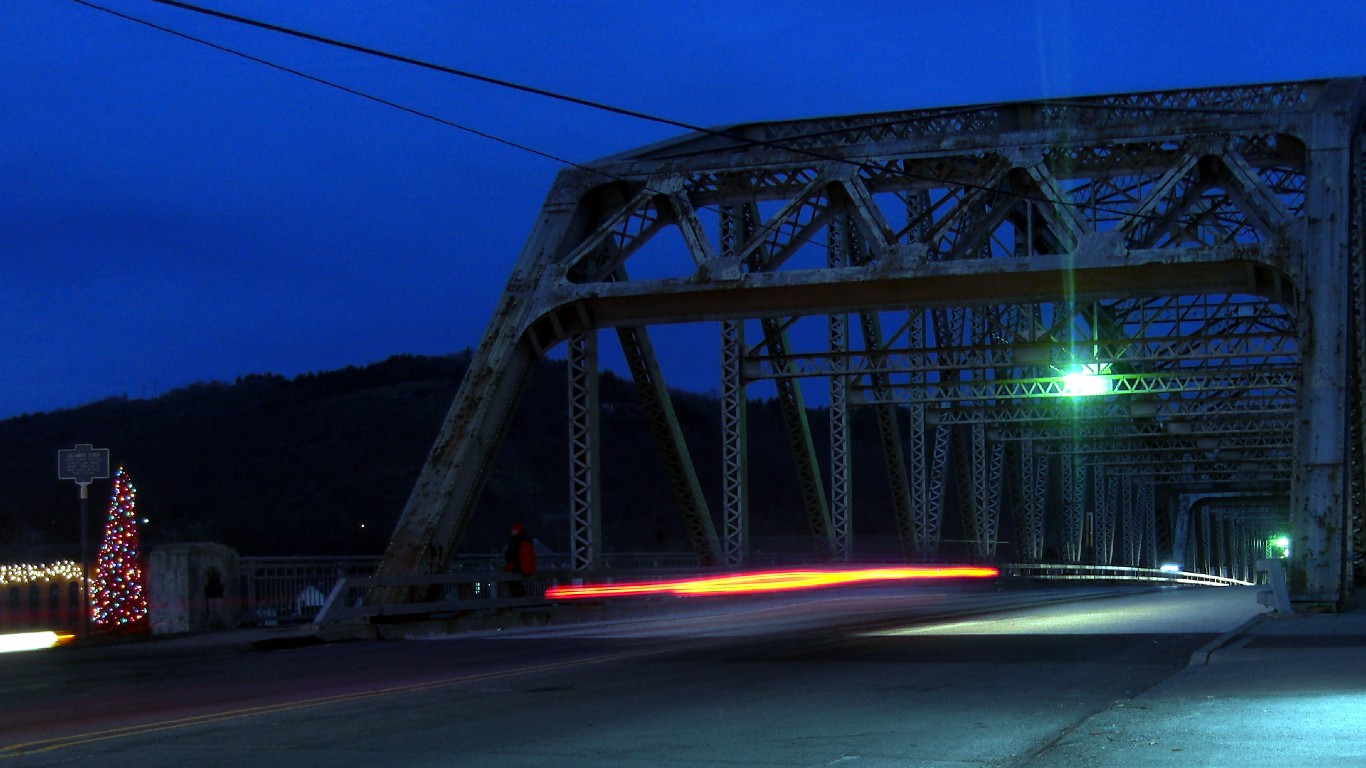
xmin=374 ymin=78 xmax=1366 ymax=609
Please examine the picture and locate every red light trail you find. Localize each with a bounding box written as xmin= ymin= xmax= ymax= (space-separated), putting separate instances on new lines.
xmin=544 ymin=565 xmax=999 ymax=600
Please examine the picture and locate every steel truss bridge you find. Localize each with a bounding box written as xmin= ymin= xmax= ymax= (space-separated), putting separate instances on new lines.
xmin=375 ymin=77 xmax=1366 ymax=609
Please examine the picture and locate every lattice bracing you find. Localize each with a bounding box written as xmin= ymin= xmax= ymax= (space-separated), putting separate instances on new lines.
xmin=375 ymin=78 xmax=1365 ymax=611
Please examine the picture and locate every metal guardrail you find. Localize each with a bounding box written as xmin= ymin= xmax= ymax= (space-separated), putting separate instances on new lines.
xmin=242 ymin=555 xmax=1258 ymax=628
xmin=241 ymin=553 xmax=707 ymax=626
xmin=312 ymin=571 xmax=558 ymax=626
xmin=999 ymin=563 xmax=1255 ymax=587
xmin=0 ymin=556 xmax=1255 ymax=632
xmin=240 ymin=556 xmax=382 ymax=626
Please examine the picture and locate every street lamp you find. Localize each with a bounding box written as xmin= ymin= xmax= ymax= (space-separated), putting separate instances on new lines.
xmin=1061 ymin=363 xmax=1110 ymax=397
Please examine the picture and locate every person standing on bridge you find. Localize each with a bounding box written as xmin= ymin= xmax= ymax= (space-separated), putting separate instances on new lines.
xmin=503 ymin=523 xmax=537 ymax=598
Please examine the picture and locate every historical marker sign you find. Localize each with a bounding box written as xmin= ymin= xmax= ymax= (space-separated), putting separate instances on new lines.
xmin=58 ymin=443 xmax=110 ymax=640
xmin=58 ymin=443 xmax=110 ymax=485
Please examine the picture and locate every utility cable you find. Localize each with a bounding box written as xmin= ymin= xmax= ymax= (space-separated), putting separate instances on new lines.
xmin=72 ymin=0 xmax=585 ymax=172
xmin=79 ymin=0 xmax=1276 ymax=255
xmin=144 ymin=0 xmax=1239 ymax=229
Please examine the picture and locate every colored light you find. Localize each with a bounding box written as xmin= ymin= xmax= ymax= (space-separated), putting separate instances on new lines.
xmin=545 ymin=565 xmax=999 ymax=600
xmin=1061 ymin=364 xmax=1109 ymax=397
xmin=0 ymin=561 xmax=82 ymax=586
xmin=91 ymin=467 xmax=148 ymax=627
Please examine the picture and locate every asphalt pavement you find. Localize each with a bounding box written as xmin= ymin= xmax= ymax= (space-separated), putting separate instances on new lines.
xmin=5 ymin=584 xmax=1363 ymax=767
xmin=1021 ymin=590 xmax=1366 ymax=767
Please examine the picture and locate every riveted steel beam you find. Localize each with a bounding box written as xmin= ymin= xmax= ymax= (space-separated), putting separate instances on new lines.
xmin=374 ymin=78 xmax=1365 ymax=617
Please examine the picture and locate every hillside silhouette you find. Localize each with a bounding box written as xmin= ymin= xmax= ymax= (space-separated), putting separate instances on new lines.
xmin=1 ymin=353 xmax=921 ymax=563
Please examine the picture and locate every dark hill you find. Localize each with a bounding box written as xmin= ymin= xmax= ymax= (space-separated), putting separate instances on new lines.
xmin=1 ymin=353 xmax=911 ymax=562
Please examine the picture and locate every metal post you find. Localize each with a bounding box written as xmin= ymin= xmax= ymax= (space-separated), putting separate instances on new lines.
xmin=79 ymin=483 xmax=89 ymax=640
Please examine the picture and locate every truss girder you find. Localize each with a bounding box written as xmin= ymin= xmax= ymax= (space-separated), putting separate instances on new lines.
xmin=964 ymin=423 xmax=1005 ymax=561
xmin=858 ymin=310 xmax=917 ymax=556
xmin=720 ymin=319 xmax=748 ymax=566
xmin=1061 ymin=450 xmax=1088 ymax=563
xmin=762 ymin=318 xmax=836 ymax=558
xmin=375 ymin=78 xmax=1365 ymax=612
xmin=1122 ymin=477 xmax=1142 ymax=566
xmin=567 ymin=332 xmax=602 ymax=571
xmin=1138 ymin=483 xmax=1158 ymax=568
xmin=1007 ymin=440 xmax=1047 ymax=561
xmin=1095 ymin=472 xmax=1119 ymax=565
xmin=827 ymin=322 xmax=852 ymax=561
xmin=849 ymin=369 xmax=1296 ymax=404
xmin=615 ymin=324 xmax=722 ymax=565
xmin=907 ymin=314 xmax=949 ymax=559
xmin=827 ymin=218 xmax=853 ymax=562
xmin=745 ymin=329 xmax=1297 ymax=381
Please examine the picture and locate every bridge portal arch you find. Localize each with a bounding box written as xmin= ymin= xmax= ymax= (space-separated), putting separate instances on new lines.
xmin=377 ymin=78 xmax=1365 ymax=609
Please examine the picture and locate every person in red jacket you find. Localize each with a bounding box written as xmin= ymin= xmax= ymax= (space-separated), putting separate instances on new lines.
xmin=502 ymin=523 xmax=537 ymax=598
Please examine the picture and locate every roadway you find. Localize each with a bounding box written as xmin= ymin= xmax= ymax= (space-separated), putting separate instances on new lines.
xmin=1 ymin=582 xmax=1363 ymax=766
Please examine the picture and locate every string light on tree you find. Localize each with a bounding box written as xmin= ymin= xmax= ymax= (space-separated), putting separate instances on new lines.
xmin=91 ymin=466 xmax=148 ymax=627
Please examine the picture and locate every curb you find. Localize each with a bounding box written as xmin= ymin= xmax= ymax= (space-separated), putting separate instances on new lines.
xmin=1187 ymin=612 xmax=1267 ymax=666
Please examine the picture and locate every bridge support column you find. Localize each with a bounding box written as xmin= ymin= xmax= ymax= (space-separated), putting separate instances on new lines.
xmin=1008 ymin=439 xmax=1047 ymax=562
xmin=826 ymin=215 xmax=856 ymax=562
xmin=1061 ymin=448 xmax=1087 ymax=563
xmin=1291 ymin=85 xmax=1359 ymax=606
xmin=1139 ymin=483 xmax=1156 ymax=569
xmin=568 ymin=331 xmax=602 ymax=571
xmin=828 ymin=311 xmax=852 ymax=562
xmin=721 ymin=319 xmax=748 ymax=566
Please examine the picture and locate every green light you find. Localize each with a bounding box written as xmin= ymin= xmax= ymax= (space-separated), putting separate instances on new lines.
xmin=1061 ymin=364 xmax=1110 ymax=397
xmin=1268 ymin=534 xmax=1291 ymax=558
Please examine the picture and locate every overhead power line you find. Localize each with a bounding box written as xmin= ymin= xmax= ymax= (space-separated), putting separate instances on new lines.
xmin=142 ymin=0 xmax=1270 ymax=230
xmin=152 ymin=0 xmax=708 ymax=136
xmin=81 ymin=0 xmax=1280 ymax=243
xmin=71 ymin=0 xmax=584 ymax=171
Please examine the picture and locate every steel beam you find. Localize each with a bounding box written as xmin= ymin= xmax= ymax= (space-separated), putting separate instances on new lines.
xmin=615 ymin=324 xmax=722 ymax=565
xmin=567 ymin=332 xmax=602 ymax=571
xmin=374 ymin=78 xmax=1365 ymax=614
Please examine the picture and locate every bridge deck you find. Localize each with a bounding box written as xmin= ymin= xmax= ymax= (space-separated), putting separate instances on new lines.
xmin=2 ymin=585 xmax=1362 ymax=766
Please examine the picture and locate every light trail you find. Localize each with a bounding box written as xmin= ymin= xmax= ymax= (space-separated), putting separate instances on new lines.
xmin=545 ymin=565 xmax=998 ymax=600
xmin=0 ymin=631 xmax=73 ymax=654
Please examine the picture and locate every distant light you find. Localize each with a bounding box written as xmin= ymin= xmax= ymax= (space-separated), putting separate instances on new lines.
xmin=1061 ymin=364 xmax=1110 ymax=397
xmin=0 ymin=561 xmax=82 ymax=586
xmin=1270 ymin=535 xmax=1291 ymax=558
xmin=545 ymin=565 xmax=1000 ymax=600
xmin=1274 ymin=536 xmax=1290 ymax=549
xmin=1159 ymin=563 xmax=1182 ymax=573
xmin=0 ymin=631 xmax=65 ymax=654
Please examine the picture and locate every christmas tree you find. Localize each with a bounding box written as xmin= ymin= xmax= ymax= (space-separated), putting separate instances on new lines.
xmin=91 ymin=466 xmax=148 ymax=627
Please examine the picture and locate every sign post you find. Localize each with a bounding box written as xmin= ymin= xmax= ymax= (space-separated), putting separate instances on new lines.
xmin=58 ymin=444 xmax=110 ymax=639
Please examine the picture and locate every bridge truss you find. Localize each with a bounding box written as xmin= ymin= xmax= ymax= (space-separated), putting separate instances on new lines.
xmin=377 ymin=78 xmax=1365 ymax=608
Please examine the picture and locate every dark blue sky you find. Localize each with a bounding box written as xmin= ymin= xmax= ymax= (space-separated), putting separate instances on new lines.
xmin=5 ymin=1 xmax=1365 ymax=418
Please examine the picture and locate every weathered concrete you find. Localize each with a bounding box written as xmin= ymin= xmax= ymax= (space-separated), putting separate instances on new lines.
xmin=147 ymin=542 xmax=240 ymax=634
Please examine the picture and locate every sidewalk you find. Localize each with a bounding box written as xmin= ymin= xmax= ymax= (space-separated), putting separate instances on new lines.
xmin=1025 ymin=591 xmax=1366 ymax=767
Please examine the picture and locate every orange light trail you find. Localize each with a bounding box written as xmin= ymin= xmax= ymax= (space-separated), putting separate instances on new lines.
xmin=545 ymin=565 xmax=998 ymax=599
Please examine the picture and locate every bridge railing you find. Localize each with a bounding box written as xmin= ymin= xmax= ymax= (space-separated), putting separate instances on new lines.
xmin=239 ymin=556 xmax=382 ymax=626
xmin=234 ymin=556 xmax=1257 ymax=627
xmin=999 ymin=563 xmax=1254 ymax=586
xmin=240 ymin=552 xmax=709 ymax=626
